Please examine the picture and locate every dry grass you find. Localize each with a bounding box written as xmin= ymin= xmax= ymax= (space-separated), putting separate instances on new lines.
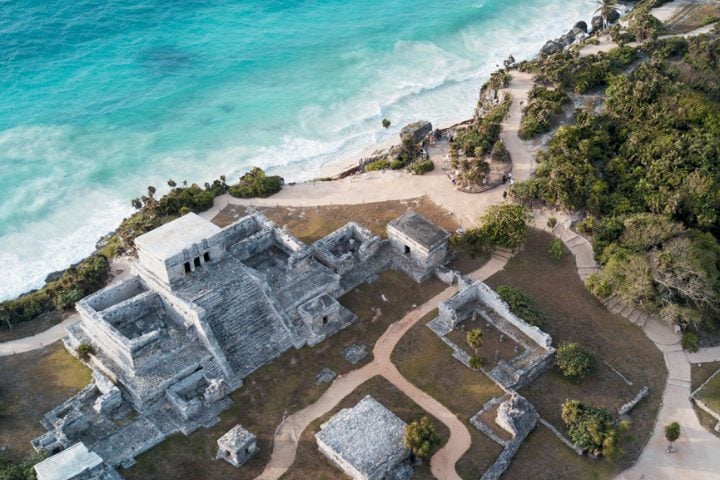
xmin=0 ymin=344 xmax=91 ymax=463
xmin=485 ymin=229 xmax=666 ymax=479
xmin=391 ymin=311 xmax=504 ymax=480
xmin=280 ymin=375 xmax=449 ymax=480
xmin=690 ymin=361 xmax=720 ymax=439
xmin=0 ymin=310 xmax=64 ymax=342
xmin=666 ymin=3 xmax=720 ymax=33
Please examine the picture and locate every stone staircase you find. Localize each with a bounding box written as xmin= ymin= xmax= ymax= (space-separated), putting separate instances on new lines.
xmin=491 ymin=248 xmax=514 ymax=264
xmin=603 ymin=295 xmax=650 ymax=328
xmin=196 ymin=274 xmax=293 ymax=379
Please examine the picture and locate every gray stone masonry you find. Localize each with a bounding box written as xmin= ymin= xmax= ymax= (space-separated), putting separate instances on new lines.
xmin=34 ymin=442 xmax=122 ymax=480
xmin=387 ymin=211 xmax=450 ymax=271
xmin=316 ymin=395 xmax=409 ymax=480
xmin=216 ymin=424 xmax=258 ymax=468
xmin=36 ymin=211 xmax=451 ymax=470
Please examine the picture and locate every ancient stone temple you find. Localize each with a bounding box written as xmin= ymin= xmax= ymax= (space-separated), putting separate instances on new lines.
xmin=387 ymin=212 xmax=450 ymax=280
xmin=216 ymin=424 xmax=258 ymax=468
xmin=34 ymin=442 xmax=121 ymax=480
xmin=33 ymin=211 xmax=450 ymax=471
xmin=315 ymin=396 xmax=411 ymax=480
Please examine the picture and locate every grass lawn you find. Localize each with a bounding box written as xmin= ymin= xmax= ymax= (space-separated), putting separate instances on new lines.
xmin=280 ymin=375 xmax=449 ymax=480
xmin=0 ymin=310 xmax=64 ymax=342
xmin=127 ymin=269 xmax=450 ymax=479
xmin=691 ymin=361 xmax=720 ymax=438
xmin=0 ymin=344 xmax=91 ymax=463
xmin=392 ymin=310 xmax=504 ymax=480
xmin=485 ymin=229 xmax=666 ymax=478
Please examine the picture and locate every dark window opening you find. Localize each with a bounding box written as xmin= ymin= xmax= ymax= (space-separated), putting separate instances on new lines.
xmin=322 ymin=315 xmax=329 ymax=325
xmin=204 ymin=252 xmax=211 ymax=262
xmin=184 ymin=262 xmax=191 ymax=273
xmin=404 ymin=245 xmax=411 ymax=255
xmin=246 ymin=447 xmax=252 ymax=454
xmin=194 ymin=257 xmax=201 ymax=268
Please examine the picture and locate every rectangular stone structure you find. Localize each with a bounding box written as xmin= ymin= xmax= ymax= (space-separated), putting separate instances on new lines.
xmin=315 ymin=395 xmax=409 ymax=480
xmin=34 ymin=442 xmax=122 ymax=480
xmin=216 ymin=424 xmax=258 ymax=468
xmin=387 ymin=211 xmax=449 ymax=270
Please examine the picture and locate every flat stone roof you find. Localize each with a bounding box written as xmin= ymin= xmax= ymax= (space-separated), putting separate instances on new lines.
xmin=218 ymin=424 xmax=256 ymax=449
xmin=388 ymin=212 xmax=449 ymax=249
xmin=134 ymin=212 xmax=221 ymax=261
xmin=316 ymin=395 xmax=407 ymax=478
xmin=34 ymin=442 xmax=103 ymax=480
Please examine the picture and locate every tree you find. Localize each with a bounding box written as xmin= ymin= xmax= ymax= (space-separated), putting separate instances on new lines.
xmin=466 ymin=328 xmax=484 ymax=355
xmin=403 ymin=416 xmax=440 ymax=461
xmin=469 ymin=355 xmax=485 ymax=370
xmin=147 ymin=185 xmax=157 ymax=198
xmin=131 ymin=198 xmax=142 ymax=210
xmin=228 ymin=167 xmax=284 ymax=199
xmin=664 ymin=421 xmax=680 ymax=452
xmin=75 ymin=343 xmax=95 ymax=361
xmin=167 ymin=179 xmax=177 ymax=188
xmin=382 ymin=118 xmax=391 ymax=129
xmin=594 ymin=0 xmax=619 ymax=30
xmin=556 ymin=342 xmax=596 ymax=378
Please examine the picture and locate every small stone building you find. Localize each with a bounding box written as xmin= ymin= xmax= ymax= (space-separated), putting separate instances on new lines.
xmin=387 ymin=211 xmax=450 ymax=269
xmin=216 ymin=424 xmax=258 ymax=467
xmin=34 ymin=442 xmax=121 ymax=480
xmin=315 ymin=395 xmax=409 ymax=480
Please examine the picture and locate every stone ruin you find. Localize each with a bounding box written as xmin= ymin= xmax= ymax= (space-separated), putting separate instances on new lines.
xmin=315 ymin=395 xmax=412 ymax=480
xmin=33 ymin=210 xmax=450 ymax=474
xmin=426 ymin=279 xmax=555 ymax=479
xmin=216 ymin=424 xmax=258 ymax=468
xmin=34 ymin=442 xmax=121 ymax=480
xmin=431 ymin=280 xmax=555 ymax=389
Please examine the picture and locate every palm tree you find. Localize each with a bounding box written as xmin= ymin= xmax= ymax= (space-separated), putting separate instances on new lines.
xmin=595 ymin=0 xmax=619 ymax=31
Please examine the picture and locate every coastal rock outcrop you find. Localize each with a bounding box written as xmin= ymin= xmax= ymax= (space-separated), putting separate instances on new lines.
xmin=540 ymin=24 xmax=588 ymax=57
xmin=400 ymin=120 xmax=432 ymax=145
xmin=591 ymin=10 xmax=621 ymax=32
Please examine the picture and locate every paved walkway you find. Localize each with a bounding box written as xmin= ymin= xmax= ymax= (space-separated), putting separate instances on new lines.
xmin=256 ymin=254 xmax=509 ymax=480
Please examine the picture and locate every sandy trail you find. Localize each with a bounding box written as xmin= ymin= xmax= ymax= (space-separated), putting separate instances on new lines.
xmin=256 ymin=255 xmax=509 ymax=480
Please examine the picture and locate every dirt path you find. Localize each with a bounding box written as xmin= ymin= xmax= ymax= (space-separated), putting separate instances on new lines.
xmin=256 ymin=255 xmax=509 ymax=480
xmin=499 ymin=71 xmax=536 ymax=182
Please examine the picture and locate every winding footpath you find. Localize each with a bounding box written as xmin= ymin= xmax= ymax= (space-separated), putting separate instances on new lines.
xmin=256 ymin=256 xmax=509 ymax=480
xmin=530 ymin=212 xmax=720 ymax=480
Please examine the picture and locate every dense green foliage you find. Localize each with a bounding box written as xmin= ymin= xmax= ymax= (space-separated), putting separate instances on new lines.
xmin=465 ymin=205 xmax=529 ymax=251
xmin=0 ymin=452 xmax=46 ymax=480
xmin=681 ymin=332 xmax=699 ymax=352
xmin=410 ymin=159 xmax=434 ymax=175
xmin=496 ymin=285 xmax=546 ymax=327
xmin=512 ymin=37 xmax=720 ymax=334
xmin=490 ymin=140 xmax=510 ymax=163
xmin=466 ymin=328 xmax=484 ymax=354
xmin=403 ymin=416 xmax=441 ymax=460
xmin=0 ymin=254 xmax=110 ymax=329
xmin=561 ymin=400 xmax=620 ymax=457
xmin=469 ymin=355 xmax=485 ymax=370
xmin=664 ymin=421 xmax=680 ymax=443
xmin=548 ymin=239 xmax=565 ymax=260
xmin=76 ymin=343 xmax=95 ymax=361
xmin=555 ymin=341 xmax=596 ymax=378
xmin=519 ymin=85 xmax=570 ymax=139
xmin=228 ymin=167 xmax=284 ymax=198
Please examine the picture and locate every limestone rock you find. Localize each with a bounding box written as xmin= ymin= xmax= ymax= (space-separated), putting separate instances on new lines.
xmin=591 ymin=10 xmax=621 ymax=32
xmin=400 ymin=120 xmax=432 ymax=145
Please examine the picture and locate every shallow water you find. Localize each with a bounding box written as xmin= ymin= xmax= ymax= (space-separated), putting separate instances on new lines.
xmin=0 ymin=0 xmax=596 ymax=299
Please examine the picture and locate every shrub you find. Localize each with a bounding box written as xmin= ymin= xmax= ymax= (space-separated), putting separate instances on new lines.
xmin=469 ymin=355 xmax=485 ymax=370
xmin=549 ymin=239 xmax=564 ymax=260
xmin=561 ymin=400 xmax=619 ymax=457
xmin=0 ymin=451 xmax=47 ymax=480
xmin=403 ymin=416 xmax=440 ymax=460
xmin=76 ymin=343 xmax=95 ymax=361
xmin=364 ymin=159 xmax=391 ymax=171
xmin=410 ymin=160 xmax=434 ymax=175
xmin=556 ymin=342 xmax=596 ymax=378
xmin=466 ymin=328 xmax=484 ymax=355
xmin=547 ymin=216 xmax=557 ymax=228
xmin=54 ymin=288 xmax=84 ymax=310
xmin=390 ymin=159 xmax=405 ymax=170
xmin=468 ymin=205 xmax=529 ymax=250
xmin=228 ymin=167 xmax=283 ymax=198
xmin=497 ymin=285 xmax=546 ymax=326
xmin=585 ymin=274 xmax=612 ymax=298
xmin=490 ymin=140 xmax=510 ymax=163
xmin=382 ymin=118 xmax=391 ymax=128
xmin=664 ymin=421 xmax=680 ymax=443
xmin=519 ymin=85 xmax=570 ymax=139
xmin=681 ymin=332 xmax=699 ymax=353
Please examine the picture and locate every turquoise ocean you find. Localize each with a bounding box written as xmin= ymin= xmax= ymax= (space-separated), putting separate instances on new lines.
xmin=0 ymin=0 xmax=596 ymax=300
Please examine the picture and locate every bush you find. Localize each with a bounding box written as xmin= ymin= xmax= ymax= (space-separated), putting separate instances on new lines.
xmin=390 ymin=159 xmax=405 ymax=170
xmin=403 ymin=416 xmax=440 ymax=460
xmin=549 ymin=239 xmax=564 ymax=260
xmin=585 ymin=274 xmax=612 ymax=298
xmin=228 ymin=167 xmax=283 ymax=198
xmin=561 ymin=400 xmax=620 ymax=457
xmin=681 ymin=332 xmax=699 ymax=353
xmin=467 ymin=205 xmax=529 ymax=250
xmin=519 ymin=85 xmax=570 ymax=139
xmin=364 ymin=159 xmax=391 ymax=171
xmin=556 ymin=342 xmax=596 ymax=378
xmin=664 ymin=421 xmax=680 ymax=443
xmin=76 ymin=343 xmax=95 ymax=361
xmin=410 ymin=159 xmax=434 ymax=175
xmin=497 ymin=285 xmax=545 ymax=326
xmin=469 ymin=355 xmax=485 ymax=370
xmin=490 ymin=140 xmax=510 ymax=163
xmin=0 ymin=451 xmax=47 ymax=480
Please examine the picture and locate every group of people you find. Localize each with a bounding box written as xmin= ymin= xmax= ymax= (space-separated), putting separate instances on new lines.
xmin=502 ymin=172 xmax=514 ymax=200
